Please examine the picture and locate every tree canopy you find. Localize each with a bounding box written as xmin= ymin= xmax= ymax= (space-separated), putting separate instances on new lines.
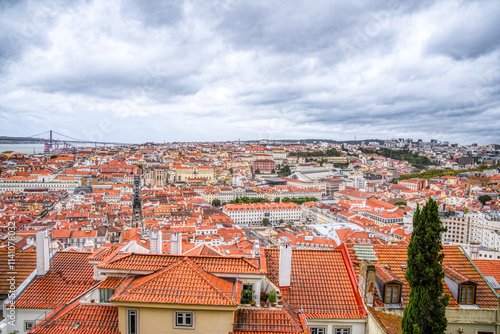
xmin=402 ymin=198 xmax=448 ymax=333
xmin=360 ymin=148 xmax=436 ymax=169
xmin=281 ymin=197 xmax=317 ymax=205
xmin=228 ymin=197 xmax=269 ymax=204
xmin=398 ymin=164 xmax=500 ymax=181
xmin=278 ymin=165 xmax=291 ymax=176
xmin=478 ymin=195 xmax=492 ymax=205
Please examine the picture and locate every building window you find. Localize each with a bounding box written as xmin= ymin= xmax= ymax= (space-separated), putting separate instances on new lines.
xmin=241 ymin=284 xmax=254 ymax=304
xmin=174 ymin=311 xmax=194 ymax=328
xmin=384 ymin=284 xmax=400 ymax=304
xmin=127 ymin=309 xmax=138 ymax=334
xmin=459 ymin=285 xmax=475 ymax=304
xmin=311 ymin=327 xmax=326 ymax=334
xmin=100 ymin=288 xmax=115 ymax=302
xmin=335 ymin=328 xmax=351 ymax=334
xmin=25 ymin=320 xmax=34 ymax=331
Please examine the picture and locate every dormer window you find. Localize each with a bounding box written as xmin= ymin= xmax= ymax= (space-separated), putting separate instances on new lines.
xmin=459 ymin=284 xmax=475 ymax=305
xmin=443 ymin=265 xmax=477 ymax=306
xmin=384 ymin=284 xmax=401 ymax=304
xmin=100 ymin=288 xmax=115 ymax=302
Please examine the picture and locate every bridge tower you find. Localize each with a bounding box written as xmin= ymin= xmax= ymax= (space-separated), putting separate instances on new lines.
xmin=44 ymin=130 xmax=54 ymax=153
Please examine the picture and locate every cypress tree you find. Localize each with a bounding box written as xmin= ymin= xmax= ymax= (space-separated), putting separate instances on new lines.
xmin=402 ymin=198 xmax=449 ymax=333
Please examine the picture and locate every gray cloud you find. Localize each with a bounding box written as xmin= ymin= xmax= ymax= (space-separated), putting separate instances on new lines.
xmin=0 ymin=0 xmax=499 ymax=145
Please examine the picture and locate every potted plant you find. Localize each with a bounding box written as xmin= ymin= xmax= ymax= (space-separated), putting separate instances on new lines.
xmin=268 ymin=290 xmax=276 ymax=306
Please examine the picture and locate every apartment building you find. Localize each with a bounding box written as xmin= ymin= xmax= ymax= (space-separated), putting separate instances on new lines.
xmin=223 ymin=202 xmax=302 ymax=226
xmin=0 ymin=176 xmax=81 ymax=194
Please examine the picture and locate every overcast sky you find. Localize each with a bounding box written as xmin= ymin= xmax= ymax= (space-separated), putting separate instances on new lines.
xmin=1 ymin=0 xmax=499 ymax=145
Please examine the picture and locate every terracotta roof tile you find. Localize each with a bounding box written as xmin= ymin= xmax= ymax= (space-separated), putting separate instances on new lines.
xmin=31 ymin=299 xmax=118 ymax=334
xmin=0 ymin=250 xmax=36 ymax=295
xmin=183 ymin=244 xmax=224 ymax=257
xmin=368 ymin=306 xmax=402 ymax=334
xmin=264 ymin=248 xmax=366 ymax=319
xmin=473 ymin=259 xmax=500 ymax=286
xmin=15 ymin=251 xmax=98 ymax=308
xmin=351 ymin=245 xmax=498 ymax=309
xmin=98 ymin=277 xmax=123 ymax=290
xmin=111 ymin=257 xmax=241 ymax=306
xmin=233 ymin=308 xmax=309 ymax=334
xmin=98 ymin=253 xmax=265 ymax=274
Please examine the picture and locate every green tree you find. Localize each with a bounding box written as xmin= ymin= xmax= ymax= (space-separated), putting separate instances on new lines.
xmin=229 ymin=167 xmax=234 ymax=174
xmin=274 ymin=197 xmax=281 ymax=203
xmin=211 ymin=199 xmax=221 ymax=206
xmin=278 ymin=165 xmax=291 ymax=176
xmin=254 ymin=169 xmax=261 ymax=174
xmin=478 ymin=195 xmax=492 ymax=205
xmin=402 ymin=199 xmax=448 ymax=333
xmin=394 ymin=201 xmax=407 ymax=206
xmin=262 ymin=218 xmax=270 ymax=226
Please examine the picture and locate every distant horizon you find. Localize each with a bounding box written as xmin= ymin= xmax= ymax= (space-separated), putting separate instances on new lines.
xmin=0 ymin=135 xmax=496 ymax=148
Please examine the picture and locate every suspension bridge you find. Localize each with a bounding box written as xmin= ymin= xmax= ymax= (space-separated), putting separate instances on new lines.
xmin=0 ymin=130 xmax=134 ymax=153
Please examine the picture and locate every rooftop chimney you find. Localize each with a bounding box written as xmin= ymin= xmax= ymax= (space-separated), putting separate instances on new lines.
xmin=170 ymin=232 xmax=182 ymax=255
xmin=36 ymin=230 xmax=50 ymax=276
xmin=252 ymin=240 xmax=260 ymax=258
xmin=84 ymin=238 xmax=95 ymax=253
xmin=150 ymin=229 xmax=163 ymax=254
xmin=358 ymin=259 xmax=376 ymax=306
xmin=279 ymin=243 xmax=292 ymax=288
xmin=468 ymin=242 xmax=480 ymax=260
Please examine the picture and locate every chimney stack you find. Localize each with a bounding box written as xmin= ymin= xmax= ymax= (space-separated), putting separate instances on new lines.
xmin=468 ymin=242 xmax=480 ymax=260
xmin=150 ymin=229 xmax=163 ymax=254
xmin=252 ymin=240 xmax=260 ymax=258
xmin=358 ymin=259 xmax=376 ymax=306
xmin=170 ymin=232 xmax=182 ymax=255
xmin=36 ymin=230 xmax=50 ymax=276
xmin=84 ymin=238 xmax=95 ymax=253
xmin=279 ymin=243 xmax=292 ymax=288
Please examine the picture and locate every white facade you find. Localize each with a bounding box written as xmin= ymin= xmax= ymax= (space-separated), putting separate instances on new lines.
xmin=223 ymin=203 xmax=302 ymax=226
xmin=0 ymin=177 xmax=81 ymax=194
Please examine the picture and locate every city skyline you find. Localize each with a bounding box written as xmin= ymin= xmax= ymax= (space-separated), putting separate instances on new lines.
xmin=1 ymin=0 xmax=499 ymax=144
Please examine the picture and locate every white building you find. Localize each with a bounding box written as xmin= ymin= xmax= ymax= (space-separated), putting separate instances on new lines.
xmin=223 ymin=202 xmax=302 ymax=226
xmin=0 ymin=176 xmax=81 ymax=194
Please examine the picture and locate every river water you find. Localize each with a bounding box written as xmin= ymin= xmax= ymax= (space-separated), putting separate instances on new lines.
xmin=0 ymin=144 xmax=98 ymax=155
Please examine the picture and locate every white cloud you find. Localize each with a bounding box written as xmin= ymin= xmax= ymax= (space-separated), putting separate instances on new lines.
xmin=0 ymin=0 xmax=499 ymax=144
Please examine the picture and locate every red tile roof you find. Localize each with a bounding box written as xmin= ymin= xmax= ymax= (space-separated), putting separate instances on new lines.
xmin=0 ymin=250 xmax=36 ymax=295
xmin=31 ymin=299 xmax=118 ymax=334
xmin=15 ymin=251 xmax=98 ymax=309
xmin=98 ymin=253 xmax=264 ymax=274
xmin=473 ymin=260 xmax=500 ymax=282
xmin=111 ymin=257 xmax=241 ymax=306
xmin=264 ymin=248 xmax=366 ymax=319
xmin=233 ymin=308 xmax=309 ymax=334
xmin=367 ymin=306 xmax=402 ymax=334
xmin=87 ymin=245 xmax=122 ymax=262
xmin=350 ymin=245 xmax=498 ymax=309
xmin=183 ymin=244 xmax=224 ymax=257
